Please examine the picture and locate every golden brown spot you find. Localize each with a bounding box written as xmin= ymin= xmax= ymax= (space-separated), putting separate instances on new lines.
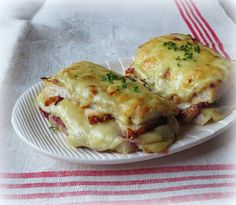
xmin=163 ymin=69 xmax=171 ymax=80
xmin=41 ymin=77 xmax=59 ymax=84
xmin=44 ymin=96 xmax=63 ymax=106
xmin=171 ymin=95 xmax=181 ymax=104
xmin=88 ymin=114 xmax=114 ymax=124
xmin=89 ymin=85 xmax=97 ymax=97
xmin=123 ymin=117 xmax=167 ymax=139
xmin=178 ymin=102 xmax=209 ymax=122
xmin=172 ymin=37 xmax=181 ymax=41
xmin=125 ymin=67 xmax=135 ymax=75
xmin=126 ymin=128 xmax=135 ymax=139
xmin=83 ymin=75 xmax=96 ymax=80
xmin=209 ymin=83 xmax=215 ymax=88
xmin=80 ymin=105 xmax=90 ymax=109
xmin=139 ymin=106 xmax=151 ymax=118
xmin=106 ymin=86 xmax=118 ymax=96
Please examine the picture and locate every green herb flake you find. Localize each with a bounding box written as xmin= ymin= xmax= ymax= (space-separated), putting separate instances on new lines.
xmin=133 ymin=85 xmax=139 ymax=92
xmin=49 ymin=126 xmax=57 ymax=132
xmin=164 ymin=41 xmax=200 ymax=63
xmin=183 ymin=52 xmax=193 ymax=60
xmin=102 ymin=71 xmax=118 ymax=83
xmin=116 ymin=86 xmax=121 ymax=91
xmin=177 ymin=63 xmax=182 ymax=67
xmin=163 ymin=41 xmax=178 ymax=50
xmin=194 ymin=46 xmax=200 ymax=53
xmin=175 ymin=56 xmax=181 ymax=61
xmin=120 ymin=77 xmax=127 ymax=89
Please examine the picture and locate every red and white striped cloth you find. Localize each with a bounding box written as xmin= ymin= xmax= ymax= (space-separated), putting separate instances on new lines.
xmin=1 ymin=0 xmax=236 ymax=204
xmin=1 ymin=164 xmax=236 ymax=204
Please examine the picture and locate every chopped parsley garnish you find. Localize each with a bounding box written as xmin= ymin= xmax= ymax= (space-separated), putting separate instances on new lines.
xmin=180 ymin=43 xmax=192 ymax=51
xmin=102 ymin=72 xmax=128 ymax=89
xmin=183 ymin=52 xmax=193 ymax=60
xmin=120 ymin=76 xmax=127 ymax=88
xmin=194 ymin=45 xmax=200 ymax=53
xmin=133 ymin=85 xmax=139 ymax=92
xmin=162 ymin=40 xmax=201 ymax=66
xmin=102 ymin=71 xmax=118 ymax=83
xmin=175 ymin=56 xmax=181 ymax=61
xmin=177 ymin=63 xmax=182 ymax=67
xmin=49 ymin=126 xmax=57 ymax=132
xmin=163 ymin=41 xmax=178 ymax=50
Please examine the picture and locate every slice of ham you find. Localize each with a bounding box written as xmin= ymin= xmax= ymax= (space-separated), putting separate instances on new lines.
xmin=39 ymin=108 xmax=66 ymax=129
xmin=52 ymin=116 xmax=66 ymax=128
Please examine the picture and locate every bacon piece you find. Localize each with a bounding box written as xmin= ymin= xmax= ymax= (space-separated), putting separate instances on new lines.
xmin=125 ymin=67 xmax=135 ymax=75
xmin=39 ymin=108 xmax=50 ymax=119
xmin=54 ymin=96 xmax=64 ymax=105
xmin=126 ymin=128 xmax=134 ymax=139
xmin=178 ymin=102 xmax=209 ymax=122
xmin=88 ymin=114 xmax=114 ymax=124
xmin=44 ymin=96 xmax=63 ymax=106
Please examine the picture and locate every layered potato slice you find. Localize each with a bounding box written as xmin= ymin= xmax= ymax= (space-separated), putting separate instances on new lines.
xmin=37 ymin=61 xmax=179 ymax=153
xmin=126 ymin=33 xmax=232 ymax=122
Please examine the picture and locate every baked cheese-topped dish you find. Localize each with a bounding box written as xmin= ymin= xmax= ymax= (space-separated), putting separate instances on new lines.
xmin=125 ymin=33 xmax=232 ymax=122
xmin=37 ymin=61 xmax=179 ymax=153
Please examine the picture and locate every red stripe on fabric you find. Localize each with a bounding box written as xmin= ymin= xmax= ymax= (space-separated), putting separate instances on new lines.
xmin=1 ymin=174 xmax=236 ymax=189
xmin=178 ymin=0 xmax=209 ymax=46
xmin=183 ymin=0 xmax=217 ymax=51
xmin=57 ymin=192 xmax=236 ymax=205
xmin=174 ymin=0 xmax=200 ymax=40
xmin=189 ymin=0 xmax=231 ymax=59
xmin=1 ymin=183 xmax=236 ymax=200
xmin=1 ymin=164 xmax=236 ymax=179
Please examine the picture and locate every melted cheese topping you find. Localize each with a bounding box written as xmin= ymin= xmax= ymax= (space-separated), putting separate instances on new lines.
xmin=37 ymin=92 xmax=133 ymax=153
xmin=131 ymin=33 xmax=232 ymax=104
xmin=37 ymin=92 xmax=178 ymax=153
xmin=44 ymin=61 xmax=178 ymax=127
xmin=37 ymin=61 xmax=179 ymax=153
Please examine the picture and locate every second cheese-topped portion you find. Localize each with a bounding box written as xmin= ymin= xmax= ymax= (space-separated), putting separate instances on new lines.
xmin=42 ymin=61 xmax=178 ymax=129
xmin=127 ymin=33 xmax=231 ymax=105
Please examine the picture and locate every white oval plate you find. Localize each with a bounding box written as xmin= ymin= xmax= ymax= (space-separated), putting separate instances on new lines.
xmin=11 ymin=58 xmax=236 ymax=165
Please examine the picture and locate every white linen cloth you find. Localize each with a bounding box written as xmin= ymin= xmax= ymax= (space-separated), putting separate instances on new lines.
xmin=0 ymin=0 xmax=236 ymax=204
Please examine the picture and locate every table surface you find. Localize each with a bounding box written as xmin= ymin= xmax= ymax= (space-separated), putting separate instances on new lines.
xmin=218 ymin=0 xmax=236 ymax=23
